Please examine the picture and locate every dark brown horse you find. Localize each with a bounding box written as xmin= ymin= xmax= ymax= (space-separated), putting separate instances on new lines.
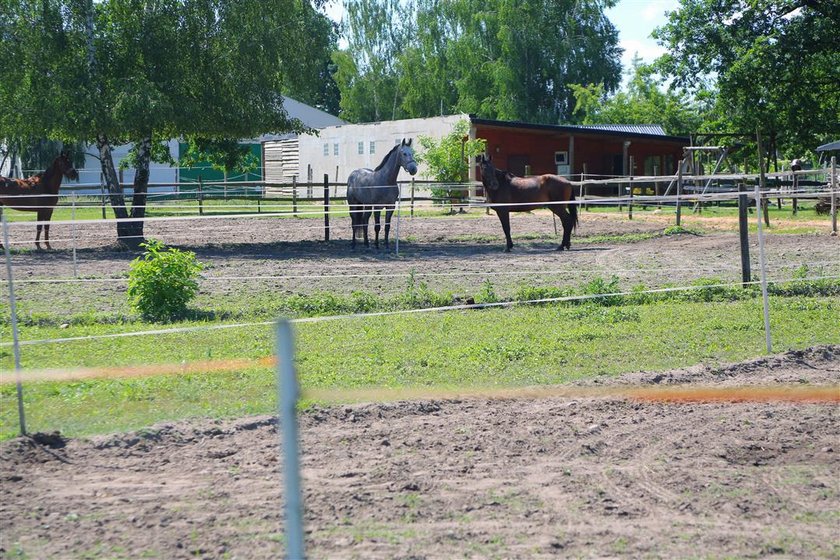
xmin=0 ymin=153 xmax=79 ymax=249
xmin=479 ymin=155 xmax=578 ymax=252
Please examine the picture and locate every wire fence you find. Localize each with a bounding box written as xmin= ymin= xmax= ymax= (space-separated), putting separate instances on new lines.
xmin=1 ymin=167 xmax=839 ymax=439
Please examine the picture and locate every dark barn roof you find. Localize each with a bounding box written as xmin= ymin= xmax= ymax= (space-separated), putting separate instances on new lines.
xmin=468 ymin=117 xmax=690 ymax=144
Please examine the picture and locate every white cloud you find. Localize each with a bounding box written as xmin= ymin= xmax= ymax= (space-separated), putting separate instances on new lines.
xmin=620 ymin=38 xmax=668 ymax=65
xmin=646 ymin=0 xmax=681 ymax=20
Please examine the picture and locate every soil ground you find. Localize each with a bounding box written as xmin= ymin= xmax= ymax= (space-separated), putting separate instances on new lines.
xmin=5 ymin=209 xmax=840 ymax=312
xmin=1 ymin=346 xmax=839 ymax=559
xmin=1 ymin=207 xmax=839 ymax=559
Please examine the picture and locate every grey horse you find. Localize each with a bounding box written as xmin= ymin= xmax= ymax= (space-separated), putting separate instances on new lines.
xmin=347 ymin=138 xmax=418 ymax=249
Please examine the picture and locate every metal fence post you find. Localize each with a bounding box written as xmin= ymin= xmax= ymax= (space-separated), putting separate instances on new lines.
xmin=323 ymin=174 xmax=330 ymax=242
xmin=2 ymin=212 xmax=27 ymax=436
xmin=275 ymin=320 xmax=305 ymax=560
xmin=754 ymin=183 xmax=772 ymax=354
xmin=71 ymin=192 xmax=78 ymax=277
xmin=395 ymin=192 xmax=401 ymax=256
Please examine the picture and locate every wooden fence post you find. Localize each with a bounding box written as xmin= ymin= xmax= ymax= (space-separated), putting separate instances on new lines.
xmin=738 ymin=183 xmax=751 ymax=286
xmin=292 ymin=176 xmax=298 ymax=215
xmin=324 ymin=174 xmax=330 ymax=241
xmin=654 ymin=164 xmax=661 ymax=209
xmin=410 ymin=178 xmax=415 ymax=218
xmin=100 ymin=173 xmax=107 ymax=220
xmin=582 ymin=163 xmax=588 ymax=211
xmin=676 ymin=160 xmax=683 ymax=226
xmin=831 ymin=156 xmax=837 ymax=236
xmin=197 ymin=175 xmax=204 ymax=216
xmin=628 ymin=156 xmax=634 ymax=220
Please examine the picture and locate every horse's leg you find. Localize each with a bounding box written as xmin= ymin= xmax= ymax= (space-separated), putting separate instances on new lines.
xmin=362 ymin=208 xmax=371 ymax=247
xmin=43 ymin=207 xmax=54 ymax=250
xmin=350 ymin=204 xmax=358 ymax=249
xmin=549 ymin=205 xmax=572 ymax=250
xmin=373 ymin=209 xmax=381 ymax=249
xmin=35 ymin=209 xmax=45 ymax=250
xmin=495 ymin=209 xmax=513 ymax=252
xmin=383 ymin=206 xmax=394 ymax=248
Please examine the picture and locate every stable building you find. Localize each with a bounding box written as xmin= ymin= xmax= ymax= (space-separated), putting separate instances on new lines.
xmin=263 ymin=114 xmax=689 ymax=185
xmin=471 ymin=119 xmax=688 ymax=179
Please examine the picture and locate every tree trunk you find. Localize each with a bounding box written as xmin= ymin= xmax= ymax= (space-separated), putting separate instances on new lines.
xmin=96 ymin=134 xmax=143 ymax=247
xmin=125 ymin=137 xmax=152 ymax=245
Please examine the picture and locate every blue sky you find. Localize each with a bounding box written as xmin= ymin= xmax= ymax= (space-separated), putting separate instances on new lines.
xmin=323 ymin=0 xmax=681 ymax=85
xmin=605 ymin=0 xmax=680 ymax=78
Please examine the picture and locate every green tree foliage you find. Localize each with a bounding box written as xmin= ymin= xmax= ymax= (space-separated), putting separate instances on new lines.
xmin=179 ymin=138 xmax=259 ymax=176
xmin=569 ymin=57 xmax=705 ymax=136
xmin=415 ymin=119 xmax=487 ymax=203
xmin=127 ymin=239 xmax=204 ymax=322
xmin=0 ymin=0 xmax=334 ymax=242
xmin=337 ymin=0 xmax=414 ymax=122
xmin=653 ymin=0 xmax=840 ymax=158
xmin=416 ymin=120 xmax=487 ymax=182
xmin=336 ymin=0 xmax=622 ymax=124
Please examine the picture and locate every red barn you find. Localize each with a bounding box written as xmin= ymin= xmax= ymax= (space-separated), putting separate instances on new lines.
xmin=470 ymin=117 xmax=689 ymax=181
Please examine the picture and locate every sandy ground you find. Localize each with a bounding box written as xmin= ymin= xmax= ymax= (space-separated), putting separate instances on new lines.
xmin=1 ymin=346 xmax=839 ymax=559
xmin=2 ymin=208 xmax=839 ymax=559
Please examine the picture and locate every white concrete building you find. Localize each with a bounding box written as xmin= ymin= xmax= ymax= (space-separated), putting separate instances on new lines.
xmin=266 ymin=114 xmax=470 ymax=185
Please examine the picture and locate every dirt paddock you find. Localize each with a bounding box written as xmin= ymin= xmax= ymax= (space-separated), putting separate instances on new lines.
xmin=2 ymin=346 xmax=839 ymax=559
xmin=2 ymin=209 xmax=839 ymax=559
xmin=6 ymin=209 xmax=840 ymax=303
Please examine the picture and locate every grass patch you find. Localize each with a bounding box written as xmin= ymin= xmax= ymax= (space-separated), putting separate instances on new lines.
xmin=1 ymin=288 xmax=837 ymax=439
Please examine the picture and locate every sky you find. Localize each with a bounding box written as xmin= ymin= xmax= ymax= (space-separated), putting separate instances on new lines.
xmin=323 ymin=0 xmax=681 ymax=87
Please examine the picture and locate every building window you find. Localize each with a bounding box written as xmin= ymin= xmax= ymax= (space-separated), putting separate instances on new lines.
xmin=333 ymin=143 xmax=339 ymax=156
xmin=554 ymin=151 xmax=568 ymax=165
xmin=358 ymin=142 xmax=364 ymax=155
xmin=369 ymin=141 xmax=375 ymax=155
xmin=323 ymin=143 xmax=329 ymax=156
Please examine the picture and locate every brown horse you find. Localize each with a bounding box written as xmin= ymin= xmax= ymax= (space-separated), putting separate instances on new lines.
xmin=0 ymin=153 xmax=79 ymax=249
xmin=479 ymin=155 xmax=578 ymax=252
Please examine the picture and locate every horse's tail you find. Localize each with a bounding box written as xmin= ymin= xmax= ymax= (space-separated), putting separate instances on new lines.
xmin=569 ymin=187 xmax=579 ymax=231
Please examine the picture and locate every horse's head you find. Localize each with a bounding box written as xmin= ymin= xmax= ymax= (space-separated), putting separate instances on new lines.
xmin=479 ymin=155 xmax=500 ymax=191
xmin=398 ymin=138 xmax=418 ymax=176
xmin=56 ymin=152 xmax=79 ymax=181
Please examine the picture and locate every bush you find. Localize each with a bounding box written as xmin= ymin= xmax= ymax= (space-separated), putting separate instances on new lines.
xmin=581 ymin=276 xmax=623 ymax=306
xmin=127 ymin=239 xmax=204 ymax=322
xmin=474 ymin=279 xmax=499 ymax=305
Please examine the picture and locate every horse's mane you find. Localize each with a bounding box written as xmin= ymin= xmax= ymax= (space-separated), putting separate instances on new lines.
xmin=493 ymin=166 xmax=513 ymax=185
xmin=374 ymin=144 xmax=400 ymax=172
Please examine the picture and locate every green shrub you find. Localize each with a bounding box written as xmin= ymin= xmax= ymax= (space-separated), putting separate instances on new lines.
xmin=581 ymin=276 xmax=623 ymax=306
xmin=127 ymin=239 xmax=204 ymax=322
xmin=399 ymin=270 xmax=454 ymax=308
xmin=663 ymin=225 xmax=699 ymax=236
xmin=474 ymin=279 xmax=499 ymax=305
